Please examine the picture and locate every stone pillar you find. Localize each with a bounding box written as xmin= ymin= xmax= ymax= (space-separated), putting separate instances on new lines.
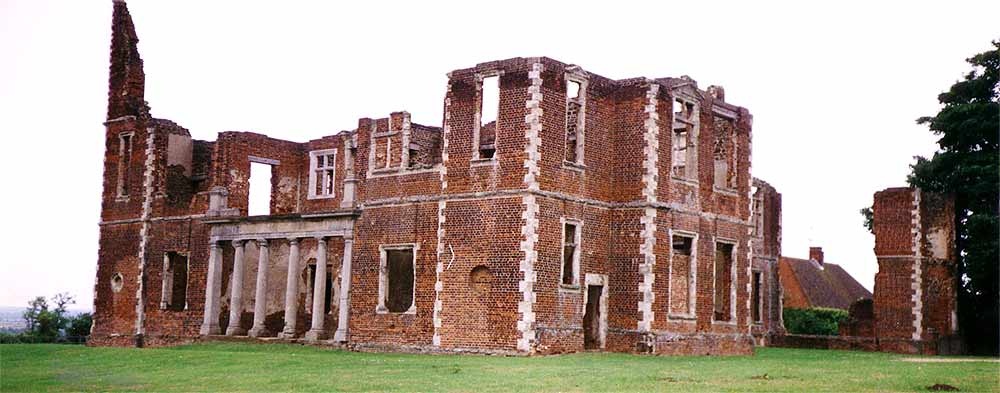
xmin=199 ymin=240 xmax=223 ymax=335
xmin=305 ymin=237 xmax=329 ymax=341
xmin=248 ymin=239 xmax=271 ymax=337
xmin=334 ymin=233 xmax=354 ymax=342
xmin=226 ymin=240 xmax=247 ymax=336
xmin=279 ymin=238 xmax=301 ymax=339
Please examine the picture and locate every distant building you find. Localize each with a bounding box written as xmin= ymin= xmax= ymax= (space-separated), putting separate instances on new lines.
xmin=778 ymin=247 xmax=871 ymax=310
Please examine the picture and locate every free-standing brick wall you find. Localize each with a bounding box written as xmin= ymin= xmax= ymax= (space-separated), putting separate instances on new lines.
xmin=872 ymin=187 xmax=958 ymax=354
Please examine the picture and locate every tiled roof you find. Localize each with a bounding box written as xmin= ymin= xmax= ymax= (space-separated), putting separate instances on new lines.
xmin=779 ymin=257 xmax=872 ymax=310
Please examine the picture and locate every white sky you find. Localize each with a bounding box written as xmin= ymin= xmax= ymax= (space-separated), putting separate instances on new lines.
xmin=1 ymin=0 xmax=997 ymax=309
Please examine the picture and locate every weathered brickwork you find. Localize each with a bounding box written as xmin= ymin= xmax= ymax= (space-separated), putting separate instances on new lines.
xmin=749 ymin=179 xmax=785 ymax=344
xmin=92 ymin=1 xmax=766 ymax=355
xmin=868 ymin=187 xmax=959 ymax=354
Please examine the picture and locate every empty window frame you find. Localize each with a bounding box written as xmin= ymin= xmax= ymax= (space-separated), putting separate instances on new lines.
xmin=714 ymin=242 xmax=735 ymax=322
xmin=752 ymin=193 xmax=764 ymax=237
xmin=561 ymin=220 xmax=582 ymax=286
xmin=373 ymin=134 xmax=393 ymax=169
xmin=307 ymin=263 xmax=334 ymax=314
xmin=116 ymin=131 xmax=135 ymax=197
xmin=378 ymin=245 xmax=416 ymax=313
xmin=308 ymin=149 xmax=337 ymax=199
xmin=752 ymin=270 xmax=763 ymax=323
xmin=669 ymin=233 xmax=696 ymax=316
xmin=248 ymin=162 xmax=274 ymax=216
xmin=671 ymin=98 xmax=698 ymax=179
xmin=161 ymin=252 xmax=188 ymax=311
xmin=713 ymin=115 xmax=738 ymax=189
xmin=564 ymin=78 xmax=586 ymax=165
xmin=475 ymin=74 xmax=500 ymax=160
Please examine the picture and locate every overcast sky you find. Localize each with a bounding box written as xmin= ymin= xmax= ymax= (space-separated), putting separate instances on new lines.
xmin=1 ymin=0 xmax=997 ymax=309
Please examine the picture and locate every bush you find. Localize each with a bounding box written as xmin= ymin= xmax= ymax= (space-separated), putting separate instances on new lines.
xmin=783 ymin=307 xmax=848 ymax=336
xmin=67 ymin=313 xmax=92 ymax=339
xmin=0 ymin=332 xmax=24 ymax=344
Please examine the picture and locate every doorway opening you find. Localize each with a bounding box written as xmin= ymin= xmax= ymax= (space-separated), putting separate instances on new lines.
xmin=584 ymin=284 xmax=604 ymax=350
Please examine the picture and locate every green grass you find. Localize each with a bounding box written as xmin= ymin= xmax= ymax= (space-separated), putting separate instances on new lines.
xmin=1 ymin=343 xmax=997 ymax=392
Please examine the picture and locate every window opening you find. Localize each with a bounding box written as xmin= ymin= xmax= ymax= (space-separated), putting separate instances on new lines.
xmin=562 ymin=222 xmax=580 ymax=286
xmin=386 ymin=248 xmax=415 ymax=312
xmin=248 ymin=162 xmax=273 ymax=216
xmin=714 ymin=242 xmax=735 ymax=321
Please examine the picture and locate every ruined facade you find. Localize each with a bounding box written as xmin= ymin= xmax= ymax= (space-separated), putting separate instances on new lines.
xmin=862 ymin=187 xmax=959 ymax=354
xmin=92 ymin=1 xmax=769 ymax=355
xmin=749 ymin=179 xmax=785 ymax=344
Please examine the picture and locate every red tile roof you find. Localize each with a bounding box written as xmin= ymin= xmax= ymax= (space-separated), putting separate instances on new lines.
xmin=779 ymin=257 xmax=872 ymax=310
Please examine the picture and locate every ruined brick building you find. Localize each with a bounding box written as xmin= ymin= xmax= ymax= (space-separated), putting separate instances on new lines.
xmin=92 ymin=0 xmax=784 ymax=354
xmin=838 ymin=187 xmax=960 ymax=354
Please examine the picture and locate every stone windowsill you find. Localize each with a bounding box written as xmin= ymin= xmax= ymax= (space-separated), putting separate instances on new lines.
xmin=470 ymin=157 xmax=498 ymax=167
xmin=562 ymin=161 xmax=586 ymax=172
xmin=713 ymin=186 xmax=740 ymax=197
xmin=671 ymin=176 xmax=699 ymax=186
xmin=307 ymin=193 xmax=337 ymax=200
xmin=375 ymin=305 xmax=417 ymax=315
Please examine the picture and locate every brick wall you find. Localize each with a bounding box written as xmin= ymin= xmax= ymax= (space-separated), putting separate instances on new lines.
xmin=93 ymin=2 xmax=762 ymax=355
xmin=871 ymin=187 xmax=958 ymax=354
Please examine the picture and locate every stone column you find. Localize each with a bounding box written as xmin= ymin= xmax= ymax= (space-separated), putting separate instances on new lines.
xmin=199 ymin=240 xmax=223 ymax=335
xmin=248 ymin=239 xmax=271 ymax=337
xmin=226 ymin=240 xmax=247 ymax=336
xmin=305 ymin=237 xmax=329 ymax=341
xmin=279 ymin=238 xmax=301 ymax=339
xmin=334 ymin=233 xmax=354 ymax=342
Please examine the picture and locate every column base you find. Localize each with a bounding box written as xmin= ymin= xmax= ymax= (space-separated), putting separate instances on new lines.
xmin=305 ymin=329 xmax=327 ymax=342
xmin=333 ymin=328 xmax=348 ymax=342
xmin=248 ymin=326 xmax=270 ymax=338
xmin=277 ymin=327 xmax=297 ymax=339
xmin=200 ymin=324 xmax=222 ymax=336
xmin=225 ymin=326 xmax=246 ymax=336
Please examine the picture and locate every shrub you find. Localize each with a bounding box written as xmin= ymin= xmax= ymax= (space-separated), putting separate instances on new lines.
xmin=783 ymin=307 xmax=848 ymax=336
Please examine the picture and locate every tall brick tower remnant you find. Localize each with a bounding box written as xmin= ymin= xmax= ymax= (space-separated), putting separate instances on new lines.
xmin=872 ymin=187 xmax=960 ymax=354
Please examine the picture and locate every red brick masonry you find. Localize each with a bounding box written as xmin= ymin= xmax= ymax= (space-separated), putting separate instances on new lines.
xmin=91 ymin=1 xmax=773 ymax=355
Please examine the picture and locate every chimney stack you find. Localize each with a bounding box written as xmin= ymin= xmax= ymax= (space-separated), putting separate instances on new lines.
xmin=809 ymin=247 xmax=824 ymax=265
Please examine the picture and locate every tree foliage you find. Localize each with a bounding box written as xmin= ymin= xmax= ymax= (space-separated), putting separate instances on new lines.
xmin=860 ymin=207 xmax=874 ymax=233
xmin=15 ymin=293 xmax=91 ymax=342
xmin=908 ymin=41 xmax=999 ymax=355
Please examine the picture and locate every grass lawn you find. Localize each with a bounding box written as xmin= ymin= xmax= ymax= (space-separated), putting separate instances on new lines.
xmin=1 ymin=343 xmax=997 ymax=392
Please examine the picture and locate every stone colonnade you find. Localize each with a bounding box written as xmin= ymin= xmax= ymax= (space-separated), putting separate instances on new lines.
xmin=199 ymin=233 xmax=355 ymax=342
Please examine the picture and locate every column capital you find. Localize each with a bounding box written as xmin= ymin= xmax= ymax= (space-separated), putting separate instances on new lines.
xmin=287 ymin=237 xmax=300 ymax=245
xmin=209 ymin=240 xmax=221 ymax=249
xmin=233 ymin=239 xmax=246 ymax=247
xmin=256 ymin=238 xmax=269 ymax=248
xmin=315 ymin=235 xmax=328 ymax=243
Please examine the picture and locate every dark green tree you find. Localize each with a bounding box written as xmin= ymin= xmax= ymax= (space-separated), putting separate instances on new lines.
xmin=908 ymin=41 xmax=999 ymax=355
xmin=22 ymin=296 xmax=48 ymax=332
xmin=22 ymin=293 xmax=76 ymax=342
xmin=66 ymin=313 xmax=93 ymax=343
